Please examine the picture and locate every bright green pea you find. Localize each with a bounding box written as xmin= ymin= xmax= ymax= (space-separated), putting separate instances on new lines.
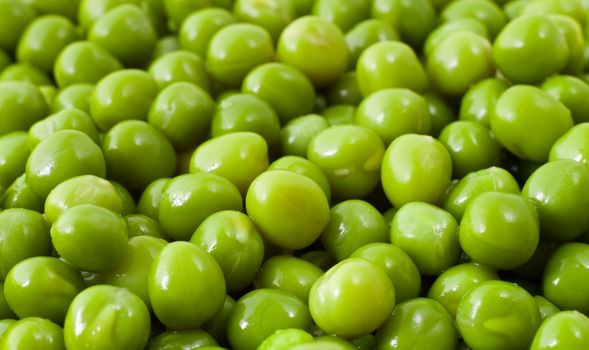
xmin=207 ymin=23 xmax=274 ymax=87
xmin=246 ymin=170 xmax=329 ymax=250
xmin=542 ymin=75 xmax=589 ymax=124
xmin=549 ymin=123 xmax=589 ymax=168
xmin=356 ymin=41 xmax=428 ymax=96
xmin=310 ymin=258 xmax=395 ymax=339
xmin=149 ymin=241 xmax=226 ymax=330
xmin=0 ymin=317 xmax=65 ymax=350
xmin=543 ymin=242 xmax=589 ymax=313
xmin=313 ymin=0 xmax=370 ymax=32
xmin=147 ymin=330 xmax=218 ymax=350
xmin=52 ymin=84 xmax=93 ymax=113
xmin=0 ymin=63 xmax=53 ymax=86
xmin=255 ymin=255 xmax=323 ymax=302
xmin=158 ymin=173 xmax=243 ymax=241
xmin=28 ymin=108 xmax=99 ymax=149
xmin=459 ymin=192 xmax=539 ymax=270
xmin=372 ymin=0 xmax=437 ymax=48
xmin=423 ymin=93 xmax=457 ymax=137
xmin=178 ymin=8 xmax=236 ymax=58
xmin=54 ymin=41 xmax=122 ymax=88
xmin=4 ymin=257 xmax=84 ymax=323
xmin=163 ymin=0 xmax=210 ymax=32
xmin=148 ymin=50 xmax=210 ymax=92
xmin=456 ymin=280 xmax=541 ymax=350
xmin=268 ymin=155 xmax=331 ymax=201
xmin=258 ymin=329 xmax=314 ymax=350
xmin=202 ymin=294 xmax=235 ymax=345
xmin=125 ymin=214 xmax=167 ymax=240
xmin=423 ymin=18 xmax=489 ymax=59
xmin=326 ymin=72 xmax=362 ymax=106
xmin=427 ymin=263 xmax=499 ymax=318
xmin=351 ymin=242 xmax=421 ymax=303
xmin=151 ymin=35 xmax=179 ymax=58
xmin=355 ymin=88 xmax=431 ymax=145
xmin=0 ymin=209 xmax=50 ymax=279
xmin=381 ymin=134 xmax=452 ymax=207
xmin=1 ymin=174 xmax=43 ymax=212
xmin=279 ymin=114 xmax=329 ymax=158
xmin=531 ymin=311 xmax=589 ymax=349
xmin=191 ymin=210 xmax=265 ymax=294
xmin=441 ymin=0 xmax=507 ymax=38
xmin=491 ymin=85 xmax=573 ymax=162
xmin=321 ymin=104 xmax=356 ymax=125
xmin=550 ymin=14 xmax=585 ymax=75
xmin=0 ymin=81 xmax=47 ymax=135
xmin=493 ymin=14 xmax=569 ymax=84
xmin=90 ymin=69 xmax=159 ymax=131
xmin=391 ymin=202 xmax=460 ymax=276
xmin=504 ymin=0 xmax=534 ymax=19
xmin=308 ymin=125 xmax=385 ymax=199
xmin=77 ymin=0 xmax=132 ymax=31
xmin=234 ymin=0 xmax=296 ymax=41
xmin=277 ymin=16 xmax=348 ymax=88
xmin=88 ymin=4 xmax=157 ymax=67
xmin=137 ymin=178 xmax=170 ymax=220
xmin=523 ymin=0 xmax=586 ymax=27
xmin=227 ymin=289 xmax=312 ymax=350
xmin=345 ymin=20 xmax=399 ymax=71
xmin=459 ymin=78 xmax=509 ymax=127
xmin=375 ymin=298 xmax=458 ymax=350
xmin=0 ymin=132 xmax=29 ymax=189
xmin=64 ymin=285 xmax=150 ymax=350
xmin=0 ymin=0 xmax=36 ymax=54
xmin=535 ymin=295 xmax=560 ymax=321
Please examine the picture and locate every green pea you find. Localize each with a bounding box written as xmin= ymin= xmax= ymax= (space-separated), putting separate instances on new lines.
xmin=227 ymin=289 xmax=312 ymax=350
xmin=0 ymin=281 xmax=15 ymax=319
xmin=258 ymin=329 xmax=314 ymax=350
xmin=0 ymin=317 xmax=65 ymax=350
xmin=345 ymin=20 xmax=398 ymax=70
xmin=178 ymin=8 xmax=236 ymax=59
xmin=110 ymin=180 xmax=134 ymax=215
xmin=255 ymin=255 xmax=323 ymax=302
xmin=147 ymin=330 xmax=218 ymax=350
xmin=456 ymin=280 xmax=541 ymax=350
xmin=158 ymin=173 xmax=243 ymax=241
xmin=125 ymin=214 xmax=168 ymax=240
xmin=423 ymin=93 xmax=457 ymax=137
xmin=542 ymin=75 xmax=589 ymax=124
xmin=64 ymin=285 xmax=150 ymax=350
xmin=4 ymin=257 xmax=84 ymax=323
xmin=0 ymin=63 xmax=53 ymax=86
xmin=381 ymin=134 xmax=452 ymax=207
xmin=0 ymin=0 xmax=36 ymax=54
xmin=356 ymin=41 xmax=428 ymax=96
xmin=0 ymin=81 xmax=47 ymax=135
xmin=313 ymin=0 xmax=370 ymax=32
xmin=29 ymin=108 xmax=99 ymax=149
xmin=504 ymin=0 xmax=534 ymax=19
xmin=423 ymin=18 xmax=489 ymax=59
xmin=550 ymin=14 xmax=585 ymax=75
xmin=151 ymin=35 xmax=180 ymax=58
xmin=427 ymin=263 xmax=499 ymax=318
xmin=550 ymin=123 xmax=589 ymax=168
xmin=531 ymin=311 xmax=589 ymax=349
xmin=1 ymin=175 xmax=43 ymax=212
xmin=137 ymin=178 xmax=170 ymax=220
xmin=375 ymin=298 xmax=457 ymax=350
xmin=543 ymin=242 xmax=589 ymax=313
xmin=277 ymin=16 xmax=348 ymax=88
xmin=321 ymin=104 xmax=357 ymax=125
xmin=491 ymin=85 xmax=573 ymax=162
xmin=0 ymin=132 xmax=29 ymax=189
xmin=0 ymin=49 xmax=11 ymax=72
xmin=441 ymin=0 xmax=507 ymax=38
xmin=51 ymin=84 xmax=93 ymax=113
xmin=202 ymin=294 xmax=235 ymax=345
xmin=308 ymin=125 xmax=385 ymax=199
xmin=535 ymin=295 xmax=560 ymax=321
xmin=90 ymin=69 xmax=159 ymax=131
xmin=234 ymin=0 xmax=295 ymax=42
xmin=77 ymin=0 xmax=131 ymax=31
xmin=190 ymin=210 xmax=265 ymax=294
xmin=371 ymin=0 xmax=437 ymax=48
xmin=459 ymin=77 xmax=509 ymax=127
xmin=25 ymin=0 xmax=79 ymax=21
xmin=326 ymin=72 xmax=362 ymax=106
xmin=163 ymin=0 xmax=210 ymax=32
xmin=148 ymin=50 xmax=210 ymax=92
xmin=268 ymin=155 xmax=331 ymax=201
xmin=351 ymin=242 xmax=421 ymax=303
xmin=0 ymin=319 xmax=16 ymax=338
xmin=279 ymin=114 xmax=329 ymax=158
xmin=523 ymin=0 xmax=586 ymax=27
xmin=54 ymin=41 xmax=123 ymax=88
xmin=207 ymin=23 xmax=274 ymax=87
xmin=88 ymin=4 xmax=157 ymax=67
xmin=459 ymin=192 xmax=539 ymax=270
xmin=149 ymin=241 xmax=226 ymax=329
xmin=246 ymin=170 xmax=329 ymax=250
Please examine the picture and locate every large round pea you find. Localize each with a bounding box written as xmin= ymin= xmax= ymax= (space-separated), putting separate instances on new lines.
xmin=440 ymin=0 xmax=507 ymax=38
xmin=355 ymin=88 xmax=431 ymax=145
xmin=523 ymin=160 xmax=589 ymax=241
xmin=391 ymin=202 xmax=460 ymax=276
xmin=207 ymin=23 xmax=274 ymax=87
xmin=0 ymin=209 xmax=50 ymax=279
xmin=0 ymin=0 xmax=36 ymax=54
xmin=51 ymin=84 xmax=93 ymax=113
xmin=148 ymin=50 xmax=210 ymax=91
xmin=102 ymin=120 xmax=176 ymax=194
xmin=148 ymin=82 xmax=213 ymax=151
xmin=90 ymin=69 xmax=159 ymax=131
xmin=54 ymin=41 xmax=122 ymax=88
xmin=0 ymin=81 xmax=47 ymax=135
xmin=280 ymin=114 xmax=329 ymax=157
xmin=149 ymin=241 xmax=225 ymax=330
xmin=457 ymin=280 xmax=540 ymax=350
xmin=423 ymin=18 xmax=489 ymax=59
xmin=542 ymin=75 xmax=589 ymax=124
xmin=277 ymin=16 xmax=348 ymax=87
xmin=0 ymin=317 xmax=65 ymax=350
xmin=493 ymin=14 xmax=568 ymax=84
xmin=381 ymin=134 xmax=452 ymax=207
xmin=137 ymin=178 xmax=170 ymax=220
xmin=531 ymin=311 xmax=589 ymax=350
xmin=0 ymin=132 xmax=29 ymax=189
xmin=147 ymin=330 xmax=218 ymax=350
xmin=88 ymin=4 xmax=157 ymax=67
xmin=0 ymin=63 xmax=52 ymax=86
xmin=459 ymin=78 xmax=509 ymax=127
xmin=26 ymin=130 xmax=105 ymax=199
xmin=351 ymin=243 xmax=421 ymax=303
xmin=549 ymin=123 xmax=589 ymax=168
xmin=190 ymin=210 xmax=264 ymax=294
xmin=321 ymin=200 xmax=388 ymax=261
xmin=375 ymin=298 xmax=457 ymax=350
xmin=345 ymin=19 xmax=399 ymax=69
xmin=427 ymin=263 xmax=499 ymax=318
xmin=28 ymin=108 xmax=99 ymax=148
xmin=356 ymin=41 xmax=428 ymax=96
xmin=246 ymin=170 xmax=329 ymax=250
xmin=163 ymin=0 xmax=210 ymax=32
xmin=459 ymin=192 xmax=539 ymax=270
xmin=4 ymin=257 xmax=84 ymax=323
xmin=1 ymin=174 xmax=44 ymax=212
xmin=179 ymin=8 xmax=236 ymax=58
xmin=491 ymin=85 xmax=573 ymax=162
xmin=309 ymin=258 xmax=395 ymax=338
xmin=543 ymin=243 xmax=589 ymax=313
xmin=234 ymin=0 xmax=296 ymax=41
xmin=64 ymin=285 xmax=150 ymax=350
xmin=158 ymin=173 xmax=243 ymax=241
xmin=308 ymin=125 xmax=385 ymax=199
xmin=227 ymin=289 xmax=312 ymax=350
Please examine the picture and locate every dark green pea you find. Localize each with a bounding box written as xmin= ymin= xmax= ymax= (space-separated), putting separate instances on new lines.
xmin=441 ymin=0 xmax=507 ymax=38
xmin=0 ymin=49 xmax=11 ymax=72
xmin=531 ymin=311 xmax=589 ymax=349
xmin=327 ymin=72 xmax=362 ymax=106
xmin=0 ymin=132 xmax=29 ymax=189
xmin=147 ymin=330 xmax=218 ymax=350
xmin=542 ymin=75 xmax=589 ymax=124
xmin=535 ymin=295 xmax=560 ymax=321
xmin=313 ymin=0 xmax=371 ymax=32
xmin=88 ymin=4 xmax=157 ymax=67
xmin=54 ymin=41 xmax=123 ymax=88
xmin=1 ymin=175 xmax=43 ymax=212
xmin=163 ymin=0 xmax=210 ymax=33
xmin=234 ymin=0 xmax=296 ymax=41
xmin=151 ymin=35 xmax=180 ymax=58
xmin=51 ymin=84 xmax=93 ymax=113
xmin=423 ymin=18 xmax=489 ymax=59
xmin=125 ymin=214 xmax=167 ymax=240
xmin=375 ymin=298 xmax=457 ymax=350
xmin=423 ymin=93 xmax=456 ymax=137
xmin=0 ymin=81 xmax=47 ymax=135
xmin=0 ymin=63 xmax=53 ymax=86
xmin=28 ymin=108 xmax=99 ymax=149
xmin=178 ymin=8 xmax=236 ymax=59
xmin=202 ymin=295 xmax=235 ymax=345
xmin=459 ymin=78 xmax=509 ymax=127
xmin=0 ymin=0 xmax=36 ymax=54
xmin=4 ymin=257 xmax=84 ymax=323
xmin=512 ymin=238 xmax=559 ymax=281
xmin=148 ymin=50 xmax=210 ymax=92
xmin=0 ymin=317 xmax=65 ymax=350
xmin=321 ymin=104 xmax=356 ymax=125
xmin=280 ymin=114 xmax=329 ymax=157
xmin=137 ymin=178 xmax=170 ymax=220
xmin=371 ymin=0 xmax=437 ymax=48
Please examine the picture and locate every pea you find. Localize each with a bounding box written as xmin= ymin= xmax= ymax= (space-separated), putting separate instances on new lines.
xmin=549 ymin=123 xmax=589 ymax=167
xmin=0 ymin=320 xmax=16 ymax=338
xmin=326 ymin=72 xmax=362 ymax=106
xmin=111 ymin=180 xmax=135 ymax=216
xmin=1 ymin=174 xmax=44 ymax=212
xmin=64 ymin=285 xmax=150 ymax=350
xmin=151 ymin=35 xmax=180 ymax=58
xmin=137 ymin=178 xmax=170 ymax=220
xmin=279 ymin=114 xmax=329 ymax=158
xmin=178 ymin=8 xmax=236 ymax=59
xmin=268 ymin=155 xmax=332 ymax=201
xmin=202 ymin=294 xmax=235 ymax=345
xmin=423 ymin=18 xmax=490 ymax=59
xmin=0 ymin=0 xmax=36 ymax=54
xmin=313 ymin=0 xmax=370 ymax=33
xmin=423 ymin=93 xmax=457 ymax=137
xmin=550 ymin=14 xmax=585 ymax=75
xmin=321 ymin=104 xmax=357 ymax=126
xmin=0 ymin=49 xmax=11 ymax=72
xmin=234 ymin=0 xmax=296 ymax=42
xmin=147 ymin=330 xmax=218 ymax=350
xmin=375 ymin=298 xmax=457 ymax=350
xmin=28 ymin=108 xmax=99 ymax=148
xmin=125 ymin=214 xmax=167 ymax=240
xmin=163 ymin=0 xmax=210 ymax=32
xmin=504 ymin=0 xmax=534 ymax=19
xmin=531 ymin=311 xmax=589 ymax=349
xmin=535 ymin=295 xmax=560 ymax=321
xmin=0 ymin=132 xmax=29 ymax=189
xmin=0 ymin=81 xmax=48 ymax=135
xmin=0 ymin=317 xmax=65 ymax=350
xmin=77 ymin=0 xmax=130 ymax=32
xmin=459 ymin=77 xmax=509 ymax=127
xmin=440 ymin=0 xmax=507 ymax=38
xmin=148 ymin=50 xmax=210 ymax=92
xmin=542 ymin=75 xmax=589 ymax=124
xmin=258 ymin=329 xmax=314 ymax=350
xmin=0 ymin=280 xmax=15 ymax=320
xmin=523 ymin=0 xmax=586 ymax=27
xmin=0 ymin=63 xmax=53 ymax=86
xmin=51 ymin=84 xmax=93 ymax=113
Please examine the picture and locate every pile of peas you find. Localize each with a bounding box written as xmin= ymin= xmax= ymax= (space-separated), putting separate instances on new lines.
xmin=0 ymin=0 xmax=589 ymax=349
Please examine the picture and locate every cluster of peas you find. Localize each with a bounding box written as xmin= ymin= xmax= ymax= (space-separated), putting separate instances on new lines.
xmin=2 ymin=0 xmax=589 ymax=349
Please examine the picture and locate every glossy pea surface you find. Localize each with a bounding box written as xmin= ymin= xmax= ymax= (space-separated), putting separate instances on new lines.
xmin=459 ymin=78 xmax=509 ymax=127
xmin=28 ymin=108 xmax=99 ymax=148
xmin=549 ymin=123 xmax=589 ymax=168
xmin=268 ymin=155 xmax=331 ymax=201
xmin=255 ymin=255 xmax=323 ymax=302
xmin=0 ymin=81 xmax=48 ymax=135
xmin=280 ymin=114 xmax=330 ymax=154
xmin=531 ymin=311 xmax=589 ymax=350
xmin=148 ymin=50 xmax=210 ymax=92
xmin=179 ymin=8 xmax=236 ymax=58
xmin=0 ymin=317 xmax=65 ymax=350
